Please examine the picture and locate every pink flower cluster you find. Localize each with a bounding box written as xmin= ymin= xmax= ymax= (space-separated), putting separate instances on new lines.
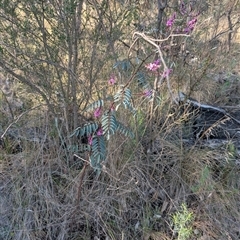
xmin=143 ymin=89 xmax=153 ymax=98
xmin=166 ymin=1 xmax=198 ymax=34
xmin=94 ymin=107 xmax=101 ymax=118
xmin=166 ymin=12 xmax=176 ymax=28
xmin=146 ymin=59 xmax=161 ymax=72
xmin=97 ymin=128 xmax=103 ymax=136
xmin=88 ymin=135 xmax=93 ymax=145
xmin=108 ymin=75 xmax=116 ymax=85
xmin=162 ymin=68 xmax=172 ymax=78
xmin=88 ymin=128 xmax=103 ymax=145
xmin=185 ymin=18 xmax=197 ymax=33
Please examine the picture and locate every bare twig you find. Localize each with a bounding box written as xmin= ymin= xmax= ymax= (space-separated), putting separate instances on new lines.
xmin=76 ymin=161 xmax=89 ymax=204
xmin=1 ymin=105 xmax=42 ymax=139
xmin=133 ymin=32 xmax=180 ymax=104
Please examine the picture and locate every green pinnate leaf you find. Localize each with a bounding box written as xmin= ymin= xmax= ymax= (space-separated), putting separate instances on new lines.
xmin=90 ymin=155 xmax=102 ymax=174
xmin=113 ymin=86 xmax=132 ymax=104
xmin=85 ymin=100 xmax=104 ymax=112
xmin=82 ymin=122 xmax=99 ymax=136
xmin=70 ymin=123 xmax=99 ymax=138
xmin=69 ymin=127 xmax=81 ymax=137
xmin=116 ymin=121 xmax=134 ymax=138
xmin=136 ymin=71 xmax=148 ymax=87
xmin=113 ymin=87 xmax=135 ymax=113
xmin=91 ymin=135 xmax=106 ymax=160
xmin=113 ymin=59 xmax=131 ymax=72
xmin=122 ymin=100 xmax=136 ymax=114
xmin=101 ymin=111 xmax=117 ymax=140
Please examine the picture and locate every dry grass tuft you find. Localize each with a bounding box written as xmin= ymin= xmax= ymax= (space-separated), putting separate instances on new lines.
xmin=1 ymin=104 xmax=240 ymax=239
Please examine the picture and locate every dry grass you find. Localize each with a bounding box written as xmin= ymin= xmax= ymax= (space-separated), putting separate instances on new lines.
xmin=1 ymin=95 xmax=240 ymax=240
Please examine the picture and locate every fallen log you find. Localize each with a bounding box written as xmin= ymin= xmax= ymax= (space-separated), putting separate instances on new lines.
xmin=178 ymin=92 xmax=240 ymax=140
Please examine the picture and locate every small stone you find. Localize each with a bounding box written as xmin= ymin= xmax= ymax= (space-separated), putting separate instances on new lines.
xmin=194 ymin=229 xmax=200 ymax=235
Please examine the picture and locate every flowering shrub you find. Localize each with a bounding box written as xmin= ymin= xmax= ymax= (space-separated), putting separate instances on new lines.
xmin=71 ymin=1 xmax=200 ymax=173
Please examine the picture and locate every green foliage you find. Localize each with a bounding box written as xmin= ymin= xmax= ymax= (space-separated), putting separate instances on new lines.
xmin=172 ymin=203 xmax=194 ymax=240
xmin=136 ymin=71 xmax=148 ymax=87
xmin=114 ymin=87 xmax=136 ymax=114
xmin=115 ymin=121 xmax=134 ymax=139
xmin=114 ymin=87 xmax=130 ymax=103
xmin=71 ymin=91 xmax=135 ymax=172
xmin=90 ymin=135 xmax=106 ymax=172
xmin=71 ymin=108 xmax=134 ymax=172
xmin=113 ymin=59 xmax=132 ymax=72
xmin=70 ymin=122 xmax=99 ymax=138
xmin=191 ymin=165 xmax=213 ymax=193
xmin=101 ymin=111 xmax=117 ymax=140
xmin=226 ymin=141 xmax=238 ymax=159
xmin=86 ymin=100 xmax=104 ymax=112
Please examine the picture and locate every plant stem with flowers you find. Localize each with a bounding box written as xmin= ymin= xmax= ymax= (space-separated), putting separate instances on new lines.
xmin=71 ymin=1 xmax=200 ymax=175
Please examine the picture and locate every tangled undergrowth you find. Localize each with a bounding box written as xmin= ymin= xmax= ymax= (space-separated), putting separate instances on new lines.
xmin=0 ymin=99 xmax=240 ymax=240
xmin=1 ymin=44 xmax=240 ymax=240
xmin=1 ymin=40 xmax=240 ymax=240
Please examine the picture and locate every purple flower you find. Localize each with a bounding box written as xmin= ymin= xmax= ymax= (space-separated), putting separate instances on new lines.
xmin=88 ymin=135 xmax=93 ymax=145
xmin=185 ymin=18 xmax=197 ymax=33
xmin=153 ymin=59 xmax=160 ymax=65
xmin=166 ymin=12 xmax=176 ymax=28
xmin=97 ymin=128 xmax=103 ymax=136
xmin=162 ymin=68 xmax=172 ymax=78
xmin=146 ymin=59 xmax=161 ymax=72
xmin=94 ymin=107 xmax=101 ymax=118
xmin=108 ymin=76 xmax=116 ymax=85
xmin=143 ymin=89 xmax=153 ymax=98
